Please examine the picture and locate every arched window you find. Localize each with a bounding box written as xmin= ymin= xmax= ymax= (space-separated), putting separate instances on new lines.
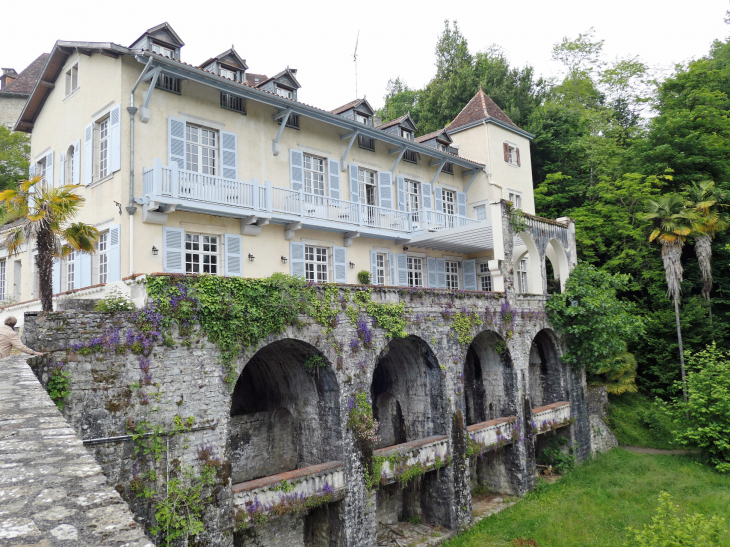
xmin=65 ymin=145 xmax=75 ymax=185
xmin=518 ymin=257 xmax=529 ymax=294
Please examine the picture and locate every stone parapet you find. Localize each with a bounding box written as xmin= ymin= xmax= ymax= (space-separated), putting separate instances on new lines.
xmin=374 ymin=435 xmax=450 ymax=484
xmin=532 ymin=401 xmax=572 ymax=434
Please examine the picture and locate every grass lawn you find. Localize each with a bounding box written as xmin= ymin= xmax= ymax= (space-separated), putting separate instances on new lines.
xmin=445 ymin=449 xmax=730 ymax=547
xmin=606 ymin=393 xmax=676 ymax=450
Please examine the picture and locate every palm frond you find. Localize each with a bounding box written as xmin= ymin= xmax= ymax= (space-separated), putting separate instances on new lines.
xmin=63 ymin=223 xmax=99 ymax=254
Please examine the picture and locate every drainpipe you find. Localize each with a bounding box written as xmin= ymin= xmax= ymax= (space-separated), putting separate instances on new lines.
xmin=126 ymin=57 xmax=154 ymax=276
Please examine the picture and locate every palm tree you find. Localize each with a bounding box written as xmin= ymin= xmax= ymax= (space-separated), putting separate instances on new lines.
xmin=684 ymin=181 xmax=728 ymax=320
xmin=643 ymin=194 xmax=695 ymax=404
xmin=0 ymin=178 xmax=98 ymax=312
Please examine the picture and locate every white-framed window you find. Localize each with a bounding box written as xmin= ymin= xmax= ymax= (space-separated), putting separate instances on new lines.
xmin=445 ymin=260 xmax=459 ymax=290
xmin=443 ymin=189 xmax=456 ymax=216
xmin=508 ymin=191 xmax=522 ymax=209
xmin=507 ymin=144 xmax=519 ymax=166
xmin=220 ymin=67 xmax=236 ymax=80
xmin=376 ymin=252 xmax=387 ymax=285
xmin=97 ymin=232 xmax=108 ymax=284
xmin=518 ymin=258 xmax=528 ymax=294
xmin=97 ymin=117 xmax=110 ymax=179
xmin=0 ymin=259 xmax=5 ymax=301
xmin=66 ymin=145 xmax=75 ymax=184
xmin=479 ymin=262 xmax=492 ymax=292
xmin=186 ymin=124 xmax=218 ymax=175
xmin=356 ymin=113 xmax=369 ymax=125
xmin=185 ymin=234 xmax=219 ymax=274
xmin=65 ymin=64 xmax=78 ymax=96
xmin=406 ymin=179 xmax=420 ymax=213
xmin=401 ymin=128 xmax=413 ymax=140
xmin=152 ymin=43 xmax=175 ymax=57
xmin=475 ymin=204 xmax=487 ymax=221
xmin=276 ymin=86 xmax=293 ymax=99
xmin=407 ymin=256 xmax=423 ymax=287
xmin=66 ymin=251 xmax=75 ymax=291
xmin=305 ymin=246 xmax=328 ymax=283
xmin=304 ymin=154 xmax=327 ymax=197
xmin=36 ymin=157 xmax=46 ymax=182
xmin=359 ymin=167 xmax=377 ymax=206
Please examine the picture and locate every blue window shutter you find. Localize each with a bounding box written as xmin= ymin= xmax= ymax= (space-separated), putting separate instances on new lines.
xmin=84 ymin=122 xmax=94 ymax=185
xmin=73 ymin=139 xmax=81 ymax=185
xmin=437 ymin=258 xmax=446 ymax=289
xmin=457 ymin=191 xmax=467 ymax=217
xmin=349 ymin=163 xmax=359 ymax=202
xmin=389 ymin=252 xmax=396 ymax=286
xmin=52 ymin=259 xmax=61 ymax=294
xmin=163 ymin=226 xmax=185 ymax=274
xmin=59 ymin=152 xmax=65 ymax=186
xmin=397 ymin=176 xmax=406 ymax=212
xmin=77 ymin=252 xmax=92 ymax=288
xmin=45 ymin=151 xmax=54 ymax=187
xmin=396 ymin=254 xmax=408 ymax=287
xmin=221 ymin=131 xmax=238 ymax=179
xmin=108 ymin=224 xmax=121 ymax=282
xmin=377 ymin=171 xmax=393 ymax=209
xmin=434 ymin=186 xmax=443 ymax=213
xmin=110 ymin=105 xmax=122 ymax=173
xmin=328 ymin=159 xmax=340 ymax=199
xmin=370 ymin=250 xmax=378 ymax=285
xmin=224 ymin=233 xmax=243 ymax=277
xmin=333 ymin=246 xmax=347 ymax=284
xmin=427 ymin=257 xmax=437 ymax=288
xmin=290 ymin=241 xmax=305 ymax=277
xmin=422 ymin=182 xmax=432 ymax=210
xmin=168 ymin=117 xmax=186 ymax=169
xmin=29 ymin=162 xmax=35 ymax=178
xmin=463 ymin=259 xmax=477 ymax=291
xmin=290 ymin=149 xmax=304 ymax=192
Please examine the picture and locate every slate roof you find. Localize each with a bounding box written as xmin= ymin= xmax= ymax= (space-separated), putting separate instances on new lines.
xmin=331 ymin=98 xmax=374 ymax=115
xmin=446 ymin=88 xmax=519 ymax=132
xmin=376 ymin=115 xmax=407 ymax=130
xmin=0 ymin=54 xmax=50 ymax=96
xmin=415 ymin=128 xmax=452 ymax=144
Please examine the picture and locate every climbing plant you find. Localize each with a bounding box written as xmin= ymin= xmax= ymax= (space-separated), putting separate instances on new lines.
xmin=46 ymin=364 xmax=71 ymax=410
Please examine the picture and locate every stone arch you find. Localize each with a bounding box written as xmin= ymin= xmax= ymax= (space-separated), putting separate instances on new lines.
xmin=545 ymin=238 xmax=570 ymax=293
xmin=515 ymin=231 xmax=544 ymax=295
xmin=463 ymin=330 xmax=516 ymax=425
xmin=228 ymin=338 xmax=342 ymax=484
xmin=528 ymin=329 xmax=567 ymax=407
xmin=370 ymin=335 xmax=445 ymax=449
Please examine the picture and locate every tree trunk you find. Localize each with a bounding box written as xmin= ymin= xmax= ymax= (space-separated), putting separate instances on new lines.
xmin=695 ymin=233 xmax=713 ymax=303
xmin=36 ymin=226 xmax=55 ymax=312
xmin=673 ymin=294 xmax=688 ymax=406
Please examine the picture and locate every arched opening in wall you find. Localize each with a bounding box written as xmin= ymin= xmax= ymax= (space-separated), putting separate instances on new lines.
xmin=229 ymin=339 xmax=344 ymax=547
xmin=463 ymin=330 xmax=519 ymax=498
xmin=65 ymin=144 xmax=75 ymax=184
xmin=529 ymin=329 xmax=573 ymax=477
xmin=370 ymin=336 xmax=451 ymax=530
xmin=514 ymin=232 xmax=543 ymax=295
xmin=545 ymin=238 xmax=570 ymax=293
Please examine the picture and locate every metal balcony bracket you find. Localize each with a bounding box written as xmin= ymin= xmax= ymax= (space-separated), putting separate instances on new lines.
xmin=430 ymin=160 xmax=447 ymax=185
xmin=284 ymin=221 xmax=303 ymax=240
xmin=463 ymin=168 xmax=481 ymax=192
xmin=340 ymin=131 xmax=359 ymax=171
xmin=343 ymin=231 xmax=361 ymax=247
xmin=139 ymin=68 xmax=160 ymax=124
xmin=272 ymin=108 xmax=293 ymax=156
xmin=390 ymin=148 xmax=406 ymax=175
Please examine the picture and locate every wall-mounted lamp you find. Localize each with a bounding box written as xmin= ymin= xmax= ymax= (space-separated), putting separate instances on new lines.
xmin=151 ymin=246 xmax=158 ymax=256
xmin=402 ymin=246 xmax=409 ymax=251
xmin=281 ymin=256 xmax=288 ymax=264
xmin=349 ymin=261 xmax=355 ymax=269
xmin=248 ymin=253 xmax=255 ymax=262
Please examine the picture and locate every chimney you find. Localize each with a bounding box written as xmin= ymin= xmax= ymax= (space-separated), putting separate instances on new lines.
xmin=1 ymin=68 xmax=18 ymax=89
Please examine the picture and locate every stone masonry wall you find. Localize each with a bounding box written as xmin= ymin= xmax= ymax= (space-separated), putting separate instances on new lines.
xmin=22 ymin=282 xmax=594 ymax=547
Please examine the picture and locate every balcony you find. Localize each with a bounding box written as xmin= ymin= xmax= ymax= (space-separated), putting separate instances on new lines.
xmin=466 ymin=416 xmax=518 ymax=455
xmin=373 ymin=435 xmax=450 ymax=486
xmin=232 ymin=461 xmax=346 ymax=526
xmin=141 ymin=160 xmax=484 ymax=240
xmin=532 ymin=402 xmax=572 ymax=435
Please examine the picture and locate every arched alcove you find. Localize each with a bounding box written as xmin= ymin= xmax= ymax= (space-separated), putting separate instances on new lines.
xmin=514 ymin=231 xmax=543 ymax=295
xmin=545 ymin=238 xmax=570 ymax=293
xmin=528 ymin=329 xmax=566 ymax=407
xmin=464 ymin=331 xmax=515 ymax=425
xmin=229 ymin=339 xmax=342 ymax=484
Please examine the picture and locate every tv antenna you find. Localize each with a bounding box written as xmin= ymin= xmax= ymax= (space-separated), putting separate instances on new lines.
xmin=354 ymin=30 xmax=360 ymax=98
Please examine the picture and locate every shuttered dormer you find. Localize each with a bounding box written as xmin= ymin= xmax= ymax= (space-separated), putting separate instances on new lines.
xmin=332 ymin=99 xmax=376 ymax=150
xmin=376 ymin=114 xmax=419 ymax=162
xmin=129 ymin=22 xmax=185 ymax=60
xmin=199 ymin=47 xmax=249 ymax=83
xmin=256 ymin=68 xmax=301 ymax=101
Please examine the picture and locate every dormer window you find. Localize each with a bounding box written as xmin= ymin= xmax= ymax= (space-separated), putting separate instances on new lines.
xmin=356 ymin=113 xmax=370 ymax=125
xmin=276 ymin=86 xmax=293 ymax=100
xmin=220 ymin=67 xmax=236 ymax=80
xmin=401 ymin=128 xmax=414 ymax=140
xmin=151 ymin=43 xmax=175 ymax=58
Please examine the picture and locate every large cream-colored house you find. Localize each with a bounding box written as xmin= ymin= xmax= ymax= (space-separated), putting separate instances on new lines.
xmin=4 ymin=22 xmax=574 ymax=324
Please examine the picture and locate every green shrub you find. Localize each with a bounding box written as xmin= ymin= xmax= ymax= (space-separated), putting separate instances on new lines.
xmin=357 ymin=270 xmax=371 ymax=285
xmin=94 ymin=288 xmax=135 ymax=312
xmin=671 ymin=344 xmax=730 ymax=472
xmin=627 ymin=491 xmax=725 ymax=546
xmin=537 ymin=435 xmax=574 ymax=474
xmin=47 ymin=366 xmax=71 ymax=410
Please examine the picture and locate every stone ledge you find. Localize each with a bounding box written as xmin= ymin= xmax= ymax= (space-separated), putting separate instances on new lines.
xmin=0 ymin=355 xmax=154 ymax=547
xmin=232 ymin=461 xmax=345 ymax=493
xmin=374 ymin=435 xmax=450 ymax=484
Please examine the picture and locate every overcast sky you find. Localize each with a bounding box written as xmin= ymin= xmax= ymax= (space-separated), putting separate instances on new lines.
xmin=3 ymin=0 xmax=728 ymax=112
